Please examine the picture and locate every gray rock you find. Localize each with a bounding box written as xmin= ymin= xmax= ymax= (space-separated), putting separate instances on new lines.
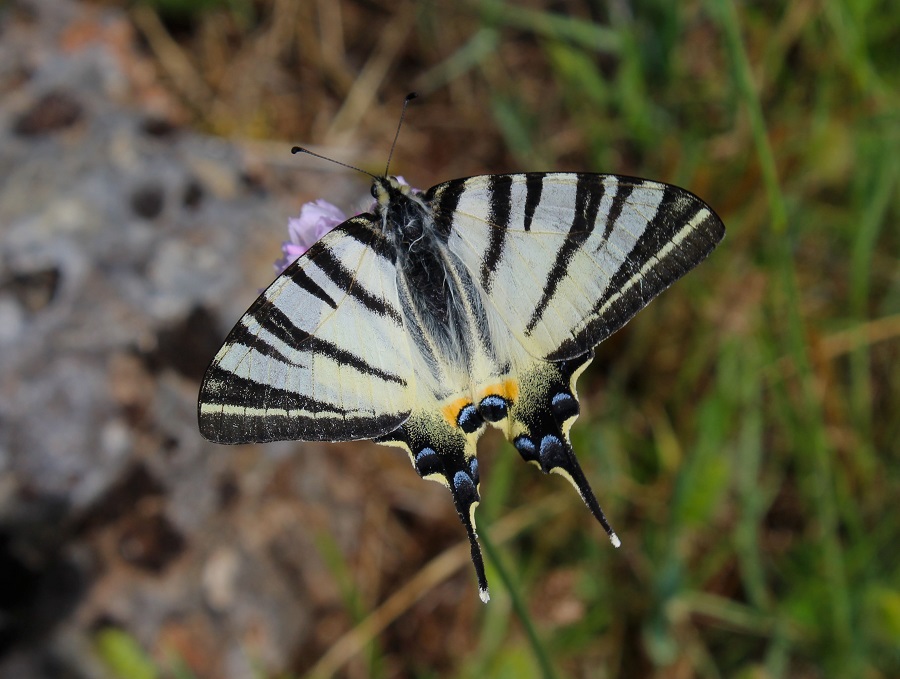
xmin=0 ymin=1 xmax=391 ymax=676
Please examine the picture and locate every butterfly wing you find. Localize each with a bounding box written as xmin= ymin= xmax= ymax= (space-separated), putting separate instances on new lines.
xmin=427 ymin=173 xmax=725 ymax=361
xmin=198 ymin=215 xmax=415 ymax=444
xmin=401 ymin=173 xmax=724 ymax=596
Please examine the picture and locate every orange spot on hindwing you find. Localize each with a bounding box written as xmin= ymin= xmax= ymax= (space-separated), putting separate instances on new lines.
xmin=479 ymin=378 xmax=519 ymax=403
xmin=441 ymin=380 xmax=520 ymax=432
xmin=441 ymin=397 xmax=471 ymax=427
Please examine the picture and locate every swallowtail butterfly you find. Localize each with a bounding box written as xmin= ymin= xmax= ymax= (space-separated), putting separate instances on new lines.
xmin=198 ymin=111 xmax=724 ymax=602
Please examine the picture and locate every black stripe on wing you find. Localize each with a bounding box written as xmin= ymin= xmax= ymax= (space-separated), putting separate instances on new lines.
xmin=290 ymin=267 xmax=338 ymax=309
xmin=427 ymin=178 xmax=467 ymax=241
xmin=480 ymin=174 xmax=513 ymax=292
xmin=522 ymin=172 xmax=544 ymax=232
xmin=201 ymin=365 xmax=344 ymax=415
xmin=335 ymin=219 xmax=397 ymax=262
xmin=546 ymin=184 xmax=725 ymax=361
xmin=227 ymin=314 xmax=299 ymax=366
xmin=525 ymin=173 xmax=605 ymax=335
xmin=200 ymin=366 xmax=407 ymax=443
xmin=247 ymin=301 xmax=407 ymax=385
xmin=601 ymin=181 xmax=635 ymax=241
xmin=304 ymin=239 xmax=403 ymax=325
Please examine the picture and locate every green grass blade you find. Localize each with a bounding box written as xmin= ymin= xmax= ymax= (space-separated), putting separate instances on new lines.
xmin=479 ymin=525 xmax=559 ymax=679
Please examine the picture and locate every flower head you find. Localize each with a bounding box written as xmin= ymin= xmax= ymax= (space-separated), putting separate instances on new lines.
xmin=275 ymin=178 xmax=419 ymax=274
xmin=275 ymin=199 xmax=346 ymax=273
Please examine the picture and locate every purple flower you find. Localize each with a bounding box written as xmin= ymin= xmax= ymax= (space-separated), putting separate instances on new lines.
xmin=275 ymin=199 xmax=346 ymax=273
xmin=275 ymin=179 xmax=419 ymax=274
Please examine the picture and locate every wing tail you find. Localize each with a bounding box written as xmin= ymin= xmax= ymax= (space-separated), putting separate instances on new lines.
xmin=507 ymin=351 xmax=620 ymax=546
xmin=378 ymin=411 xmax=491 ymax=602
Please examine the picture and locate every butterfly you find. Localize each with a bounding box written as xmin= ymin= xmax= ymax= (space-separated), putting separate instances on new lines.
xmin=198 ymin=157 xmax=725 ymax=602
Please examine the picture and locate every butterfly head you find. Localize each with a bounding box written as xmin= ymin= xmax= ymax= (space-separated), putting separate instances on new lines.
xmin=371 ymin=175 xmax=414 ymax=206
xmin=371 ymin=176 xmax=430 ymax=245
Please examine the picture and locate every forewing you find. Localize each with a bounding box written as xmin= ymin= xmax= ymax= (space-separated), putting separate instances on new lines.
xmin=199 ymin=215 xmax=414 ymax=443
xmin=427 ymin=173 xmax=725 ymax=361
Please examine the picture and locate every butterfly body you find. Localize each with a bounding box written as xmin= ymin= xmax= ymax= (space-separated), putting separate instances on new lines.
xmin=199 ymin=171 xmax=724 ymax=601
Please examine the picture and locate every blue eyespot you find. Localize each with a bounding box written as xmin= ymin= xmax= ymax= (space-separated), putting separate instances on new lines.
xmin=539 ymin=434 xmax=567 ymax=470
xmin=513 ymin=436 xmax=538 ymax=462
xmin=452 ymin=471 xmax=478 ymax=504
xmin=457 ymin=404 xmax=484 ymax=433
xmin=478 ymin=395 xmax=508 ymax=422
xmin=414 ymin=447 xmax=440 ymax=477
xmin=416 ymin=447 xmax=437 ymax=462
xmin=468 ymin=457 xmax=479 ymax=482
xmin=550 ymin=392 xmax=579 ymax=422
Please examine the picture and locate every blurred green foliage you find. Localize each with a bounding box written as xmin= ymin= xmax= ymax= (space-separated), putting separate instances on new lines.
xmin=95 ymin=627 xmax=160 ymax=679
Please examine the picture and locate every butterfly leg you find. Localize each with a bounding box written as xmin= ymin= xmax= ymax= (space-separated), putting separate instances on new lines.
xmin=377 ymin=412 xmax=490 ymax=602
xmin=508 ymin=350 xmax=621 ymax=548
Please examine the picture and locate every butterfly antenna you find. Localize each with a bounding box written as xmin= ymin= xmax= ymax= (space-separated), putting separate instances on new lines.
xmin=384 ymin=92 xmax=418 ymax=177
xmin=291 ymin=146 xmax=377 ymax=179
